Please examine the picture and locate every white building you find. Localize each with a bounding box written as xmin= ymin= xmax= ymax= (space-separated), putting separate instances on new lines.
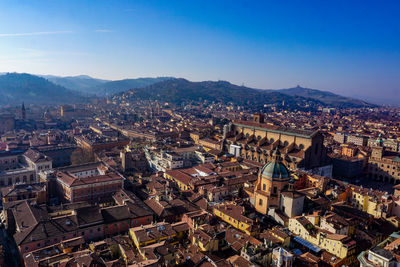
xmin=272 ymin=247 xmax=293 ymax=267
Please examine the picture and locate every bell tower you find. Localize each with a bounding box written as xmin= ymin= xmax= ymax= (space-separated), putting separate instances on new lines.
xmin=371 ymin=134 xmax=384 ymax=159
xmin=21 ymin=102 xmax=26 ymax=120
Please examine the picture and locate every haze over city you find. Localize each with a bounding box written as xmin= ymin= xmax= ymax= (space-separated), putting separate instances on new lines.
xmin=0 ymin=0 xmax=399 ymax=104
xmin=1 ymin=1 xmax=400 ymax=267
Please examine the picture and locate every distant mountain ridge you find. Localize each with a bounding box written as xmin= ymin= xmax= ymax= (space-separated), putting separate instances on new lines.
xmin=272 ymin=85 xmax=372 ymax=107
xmin=42 ymin=75 xmax=109 ymax=94
xmin=41 ymin=75 xmax=173 ymax=96
xmin=114 ymin=78 xmax=375 ymax=109
xmin=0 ymin=73 xmax=83 ymax=105
xmin=114 ymin=78 xmax=320 ymax=110
xmin=89 ymin=77 xmax=173 ymax=96
xmin=0 ymin=73 xmax=377 ymax=108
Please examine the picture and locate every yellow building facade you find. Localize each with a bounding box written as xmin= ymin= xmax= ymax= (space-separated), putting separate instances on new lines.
xmin=213 ymin=204 xmax=258 ymax=236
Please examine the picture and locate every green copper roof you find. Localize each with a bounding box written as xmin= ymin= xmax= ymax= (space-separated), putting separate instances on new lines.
xmin=375 ymin=133 xmax=384 ymax=147
xmin=260 ymin=148 xmax=290 ymax=180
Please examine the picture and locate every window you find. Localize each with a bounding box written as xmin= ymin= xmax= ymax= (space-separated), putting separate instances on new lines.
xmin=283 ymin=141 xmax=289 ymax=146
xmin=273 ymin=187 xmax=277 ymax=194
xmin=263 ymin=184 xmax=266 ymax=191
xmin=259 ymin=199 xmax=263 ymax=206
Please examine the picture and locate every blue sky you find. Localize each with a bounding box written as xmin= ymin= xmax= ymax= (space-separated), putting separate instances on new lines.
xmin=0 ymin=0 xmax=399 ymax=102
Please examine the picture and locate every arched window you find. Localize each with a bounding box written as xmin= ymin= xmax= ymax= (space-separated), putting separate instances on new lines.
xmin=299 ymin=144 xmax=304 ymax=150
xmin=283 ymin=141 xmax=289 ymax=147
xmin=270 ymin=138 xmax=275 ymax=143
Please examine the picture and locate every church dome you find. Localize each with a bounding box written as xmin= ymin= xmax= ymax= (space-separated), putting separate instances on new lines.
xmin=260 ymin=148 xmax=290 ymax=180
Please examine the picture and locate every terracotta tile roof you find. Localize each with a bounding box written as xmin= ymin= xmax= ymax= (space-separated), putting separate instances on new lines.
xmin=56 ymin=172 xmax=122 ymax=187
xmin=227 ymin=255 xmax=252 ymax=267
xmin=24 ymin=148 xmax=51 ymax=163
xmin=214 ymin=204 xmax=254 ymax=225
xmin=165 ymin=169 xmax=192 ymax=185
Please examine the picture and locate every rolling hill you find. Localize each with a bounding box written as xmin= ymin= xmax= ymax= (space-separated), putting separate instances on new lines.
xmin=114 ymin=79 xmax=326 ymax=110
xmin=0 ymin=73 xmax=377 ymax=109
xmin=43 ymin=75 xmax=109 ymax=94
xmin=0 ymin=73 xmax=83 ymax=105
xmin=42 ymin=75 xmax=173 ymax=96
xmin=114 ymin=79 xmax=376 ymax=110
xmin=274 ymin=86 xmax=373 ymax=108
xmin=88 ymin=77 xmax=174 ymax=96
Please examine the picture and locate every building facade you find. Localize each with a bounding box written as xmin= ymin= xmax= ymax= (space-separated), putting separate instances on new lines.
xmin=368 ymin=136 xmax=400 ymax=184
xmin=254 ymin=149 xmax=291 ymax=215
xmin=225 ymin=114 xmax=328 ymax=170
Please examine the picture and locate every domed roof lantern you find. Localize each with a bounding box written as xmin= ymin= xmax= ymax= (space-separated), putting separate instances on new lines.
xmin=271 ymin=147 xmax=281 ymax=161
xmin=260 ymin=147 xmax=290 ymax=180
xmin=376 ymin=134 xmax=384 ymax=147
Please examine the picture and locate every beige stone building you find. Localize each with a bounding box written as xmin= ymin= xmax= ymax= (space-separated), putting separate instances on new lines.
xmin=368 ymin=135 xmax=400 ymax=184
xmin=225 ymin=114 xmax=328 ymax=170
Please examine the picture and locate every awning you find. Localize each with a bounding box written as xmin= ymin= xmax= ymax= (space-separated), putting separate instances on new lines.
xmin=293 ymin=236 xmax=322 ymax=253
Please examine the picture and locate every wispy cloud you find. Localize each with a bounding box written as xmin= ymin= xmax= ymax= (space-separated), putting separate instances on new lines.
xmin=0 ymin=31 xmax=74 ymax=37
xmin=94 ymin=29 xmax=113 ymax=33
